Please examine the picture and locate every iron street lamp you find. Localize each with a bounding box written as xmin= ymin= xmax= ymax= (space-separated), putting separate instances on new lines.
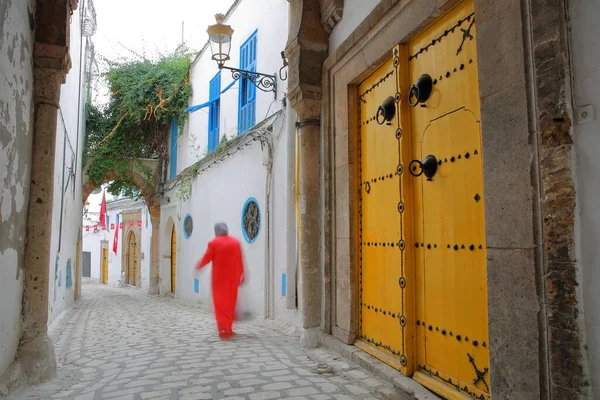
xmin=207 ymin=14 xmax=283 ymax=95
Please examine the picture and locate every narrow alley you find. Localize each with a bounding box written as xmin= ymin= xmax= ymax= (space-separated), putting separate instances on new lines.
xmin=6 ymin=284 xmax=409 ymax=400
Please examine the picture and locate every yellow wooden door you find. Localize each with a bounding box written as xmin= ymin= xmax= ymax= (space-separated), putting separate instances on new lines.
xmin=76 ymin=240 xmax=81 ymax=298
xmin=357 ymin=52 xmax=415 ymax=373
xmin=406 ymin=1 xmax=490 ymax=398
xmin=128 ymin=232 xmax=137 ymax=286
xmin=102 ymin=248 xmax=108 ymax=285
xmin=171 ymin=226 xmax=177 ymax=293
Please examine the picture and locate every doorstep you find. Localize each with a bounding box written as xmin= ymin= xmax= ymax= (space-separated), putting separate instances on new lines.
xmin=320 ymin=334 xmax=440 ymax=400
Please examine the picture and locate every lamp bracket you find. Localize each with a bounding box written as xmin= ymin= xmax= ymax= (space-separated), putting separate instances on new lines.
xmin=221 ymin=65 xmax=277 ymax=98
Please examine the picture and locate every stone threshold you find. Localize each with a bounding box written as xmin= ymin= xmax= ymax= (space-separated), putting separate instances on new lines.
xmin=320 ymin=334 xmax=440 ymax=400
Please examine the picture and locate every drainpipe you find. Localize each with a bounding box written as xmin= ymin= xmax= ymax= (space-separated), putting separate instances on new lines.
xmin=262 ymin=133 xmax=274 ymax=319
xmin=287 ymin=107 xmax=298 ymax=309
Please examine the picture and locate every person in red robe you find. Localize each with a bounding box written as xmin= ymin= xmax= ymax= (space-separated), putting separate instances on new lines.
xmin=195 ymin=222 xmax=245 ymax=339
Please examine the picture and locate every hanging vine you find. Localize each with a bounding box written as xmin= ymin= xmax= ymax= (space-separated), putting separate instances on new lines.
xmin=83 ymin=46 xmax=193 ymax=197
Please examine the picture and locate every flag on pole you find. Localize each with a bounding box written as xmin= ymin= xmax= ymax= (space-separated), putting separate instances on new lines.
xmin=100 ymin=190 xmax=107 ymax=230
xmin=113 ymin=214 xmax=120 ymax=254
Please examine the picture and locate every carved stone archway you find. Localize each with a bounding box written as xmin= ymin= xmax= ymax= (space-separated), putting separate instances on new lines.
xmin=81 ymin=158 xmax=162 ymax=295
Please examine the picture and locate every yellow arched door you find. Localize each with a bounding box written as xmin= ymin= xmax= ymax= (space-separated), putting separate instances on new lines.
xmin=101 ymin=248 xmax=108 ymax=285
xmin=408 ymin=1 xmax=489 ymax=398
xmin=127 ymin=231 xmax=137 ymax=286
xmin=357 ymin=1 xmax=489 ymax=398
xmin=171 ymin=226 xmax=176 ymax=293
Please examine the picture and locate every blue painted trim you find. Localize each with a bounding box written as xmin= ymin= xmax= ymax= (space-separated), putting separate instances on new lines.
xmin=169 ymin=120 xmax=178 ymax=179
xmin=282 ymin=273 xmax=287 ymax=296
xmin=221 ymin=79 xmax=237 ymax=94
xmin=184 ymin=79 xmax=238 ymax=113
xmin=241 ymin=197 xmax=261 ymax=244
xmin=183 ymin=214 xmax=193 ymax=239
xmin=193 ymin=279 xmax=199 ymax=293
xmin=238 ymin=30 xmax=258 ymax=135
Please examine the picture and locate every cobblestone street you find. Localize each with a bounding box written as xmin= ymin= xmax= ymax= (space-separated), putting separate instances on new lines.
xmin=8 ymin=284 xmax=409 ymax=400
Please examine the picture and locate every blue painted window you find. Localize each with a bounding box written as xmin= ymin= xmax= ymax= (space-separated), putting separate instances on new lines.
xmin=208 ymin=72 xmax=221 ymax=152
xmin=238 ymin=31 xmax=257 ymax=134
xmin=169 ymin=120 xmax=178 ymax=179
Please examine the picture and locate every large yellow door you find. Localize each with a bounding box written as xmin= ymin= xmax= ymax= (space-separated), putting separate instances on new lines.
xmin=407 ymin=1 xmax=490 ymax=399
xmin=357 ymin=52 xmax=414 ymax=373
xmin=102 ymin=248 xmax=108 ymax=285
xmin=171 ymin=226 xmax=176 ymax=293
xmin=127 ymin=232 xmax=137 ymax=286
xmin=76 ymin=240 xmax=81 ymax=298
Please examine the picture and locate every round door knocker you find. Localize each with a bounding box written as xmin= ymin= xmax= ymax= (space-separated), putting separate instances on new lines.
xmin=409 ymin=159 xmax=424 ymax=177
xmin=376 ymin=96 xmax=396 ymax=125
xmin=408 ymin=74 xmax=433 ymax=107
xmin=409 ymin=155 xmax=438 ymax=181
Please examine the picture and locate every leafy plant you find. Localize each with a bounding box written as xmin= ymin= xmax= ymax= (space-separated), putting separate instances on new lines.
xmin=83 ymin=46 xmax=193 ymax=197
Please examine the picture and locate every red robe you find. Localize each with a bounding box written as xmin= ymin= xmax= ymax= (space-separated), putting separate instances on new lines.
xmin=195 ymin=235 xmax=244 ymax=337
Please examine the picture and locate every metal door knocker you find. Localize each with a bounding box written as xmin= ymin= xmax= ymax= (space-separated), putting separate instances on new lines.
xmin=409 ymin=155 xmax=438 ymax=181
xmin=376 ymin=96 xmax=396 ymax=125
xmin=408 ymin=74 xmax=433 ymax=107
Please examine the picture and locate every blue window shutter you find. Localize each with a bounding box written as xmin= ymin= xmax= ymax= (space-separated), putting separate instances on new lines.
xmin=238 ymin=31 xmax=257 ymax=134
xmin=208 ymin=72 xmax=221 ymax=153
xmin=169 ymin=120 xmax=178 ymax=179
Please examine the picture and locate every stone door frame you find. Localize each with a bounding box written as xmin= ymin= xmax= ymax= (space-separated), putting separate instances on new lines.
xmin=318 ymin=0 xmax=584 ymax=397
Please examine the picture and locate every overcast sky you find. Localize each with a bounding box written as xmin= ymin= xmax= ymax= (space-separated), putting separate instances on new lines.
xmin=90 ymin=0 xmax=226 ymax=101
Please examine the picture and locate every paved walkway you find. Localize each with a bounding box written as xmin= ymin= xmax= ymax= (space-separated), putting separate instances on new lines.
xmin=8 ymin=284 xmax=410 ymax=400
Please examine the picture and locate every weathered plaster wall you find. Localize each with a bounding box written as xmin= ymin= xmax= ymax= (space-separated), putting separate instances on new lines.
xmin=571 ymin=0 xmax=600 ymax=396
xmin=47 ymin=4 xmax=85 ymax=324
xmin=0 ymin=0 xmax=36 ymax=379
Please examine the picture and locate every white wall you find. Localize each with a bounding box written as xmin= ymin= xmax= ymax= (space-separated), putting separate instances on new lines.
xmin=571 ymin=0 xmax=600 ymax=396
xmin=47 ymin=5 xmax=86 ymax=324
xmin=329 ymin=0 xmax=379 ymax=53
xmin=0 ymin=0 xmax=36 ymax=379
xmin=174 ymin=0 xmax=289 ymax=176
xmin=82 ymin=199 xmax=151 ymax=290
xmin=82 ymin=228 xmax=102 ymax=282
xmin=164 ymin=142 xmax=268 ymax=316
xmin=162 ymin=0 xmax=298 ymax=326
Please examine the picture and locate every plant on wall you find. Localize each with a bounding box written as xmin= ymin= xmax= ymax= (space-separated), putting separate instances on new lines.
xmin=83 ymin=45 xmax=193 ymax=198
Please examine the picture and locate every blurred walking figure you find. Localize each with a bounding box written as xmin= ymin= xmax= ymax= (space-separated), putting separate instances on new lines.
xmin=195 ymin=222 xmax=245 ymax=339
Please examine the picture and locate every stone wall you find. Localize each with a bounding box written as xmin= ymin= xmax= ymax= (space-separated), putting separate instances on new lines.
xmin=0 ymin=0 xmax=36 ymax=386
xmin=530 ymin=0 xmax=591 ymax=397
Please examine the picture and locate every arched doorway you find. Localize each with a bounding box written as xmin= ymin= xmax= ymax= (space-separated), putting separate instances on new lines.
xmin=127 ymin=231 xmax=138 ymax=286
xmin=171 ymin=225 xmax=176 ymax=293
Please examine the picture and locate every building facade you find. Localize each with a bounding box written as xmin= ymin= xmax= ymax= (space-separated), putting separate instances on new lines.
xmin=160 ymin=0 xmax=298 ymax=323
xmin=82 ymin=191 xmax=152 ymax=289
xmin=0 ymin=0 xmax=86 ymax=391
xmin=287 ymin=0 xmax=600 ymax=398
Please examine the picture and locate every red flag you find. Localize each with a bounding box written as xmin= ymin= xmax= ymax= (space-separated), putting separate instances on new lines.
xmin=129 ymin=221 xmax=133 ymax=227
xmin=110 ymin=223 xmax=115 ymax=230
xmin=99 ymin=190 xmax=107 ymax=230
xmin=94 ymin=225 xmax=98 ymax=232
xmin=113 ymin=215 xmax=120 ymax=253
xmin=85 ymin=226 xmax=90 ymax=232
xmin=120 ymin=222 xmax=123 ymax=229
xmin=137 ymin=220 xmax=142 ymax=227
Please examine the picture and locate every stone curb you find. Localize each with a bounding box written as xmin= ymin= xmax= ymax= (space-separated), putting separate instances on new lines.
xmin=320 ymin=334 xmax=440 ymax=400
